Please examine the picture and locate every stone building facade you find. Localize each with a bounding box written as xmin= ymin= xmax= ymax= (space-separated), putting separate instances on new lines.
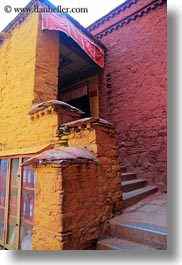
xmin=88 ymin=0 xmax=167 ymax=191
xmin=0 ymin=0 xmax=167 ymax=250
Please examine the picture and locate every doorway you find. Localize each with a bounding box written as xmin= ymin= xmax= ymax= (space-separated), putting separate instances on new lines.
xmin=58 ymin=32 xmax=99 ymax=117
xmin=68 ymin=95 xmax=91 ymax=118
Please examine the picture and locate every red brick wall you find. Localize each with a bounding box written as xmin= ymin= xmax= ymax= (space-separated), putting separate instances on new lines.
xmin=89 ymin=1 xmax=167 ymax=191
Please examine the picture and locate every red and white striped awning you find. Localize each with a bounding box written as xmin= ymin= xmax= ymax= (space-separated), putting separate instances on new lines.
xmin=41 ymin=12 xmax=105 ymax=68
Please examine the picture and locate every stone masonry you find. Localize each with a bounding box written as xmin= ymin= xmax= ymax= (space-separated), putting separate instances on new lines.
xmin=23 ymin=117 xmax=122 ymax=250
xmin=88 ymin=0 xmax=167 ymax=191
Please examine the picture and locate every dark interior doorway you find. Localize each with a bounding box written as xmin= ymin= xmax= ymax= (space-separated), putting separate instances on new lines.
xmin=58 ymin=32 xmax=98 ymax=118
xmin=68 ymin=95 xmax=91 ymax=118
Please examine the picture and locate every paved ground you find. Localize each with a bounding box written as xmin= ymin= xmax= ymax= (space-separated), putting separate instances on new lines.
xmin=116 ymin=192 xmax=167 ymax=227
xmin=1 ymin=192 xmax=167 ymax=250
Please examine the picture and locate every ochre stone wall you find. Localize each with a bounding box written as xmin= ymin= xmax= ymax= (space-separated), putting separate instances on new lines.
xmin=89 ymin=1 xmax=167 ymax=191
xmin=94 ymin=123 xmax=122 ymax=217
xmin=32 ymin=162 xmax=99 ymax=250
xmin=31 ymin=120 xmax=122 ymax=250
xmin=0 ymin=13 xmax=59 ymax=152
xmin=34 ymin=15 xmax=59 ymax=103
xmin=32 ymin=165 xmax=63 ymax=250
xmin=61 ymin=163 xmax=99 ymax=250
xmin=57 ymin=119 xmax=122 ymax=231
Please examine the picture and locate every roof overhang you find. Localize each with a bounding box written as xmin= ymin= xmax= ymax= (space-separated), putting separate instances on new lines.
xmin=2 ymin=0 xmax=105 ymax=68
xmin=40 ymin=2 xmax=105 ymax=68
xmin=22 ymin=146 xmax=98 ymax=166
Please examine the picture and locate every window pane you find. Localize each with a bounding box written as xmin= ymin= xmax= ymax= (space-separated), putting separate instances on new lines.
xmin=7 ymin=158 xmax=19 ymax=248
xmin=0 ymin=159 xmax=8 ymax=243
xmin=20 ymin=159 xmax=35 ymax=250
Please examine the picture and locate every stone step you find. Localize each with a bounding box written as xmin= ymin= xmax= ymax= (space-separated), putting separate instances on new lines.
xmin=97 ymin=237 xmax=156 ymax=250
xmin=123 ymin=186 xmax=158 ymax=208
xmin=121 ymin=172 xmax=137 ymax=181
xmin=120 ymin=166 xmax=127 ymax=173
xmin=110 ymin=221 xmax=167 ymax=249
xmin=122 ymin=179 xmax=147 ymax=192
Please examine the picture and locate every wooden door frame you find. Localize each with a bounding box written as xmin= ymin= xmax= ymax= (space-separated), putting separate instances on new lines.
xmin=0 ymin=154 xmax=33 ymax=250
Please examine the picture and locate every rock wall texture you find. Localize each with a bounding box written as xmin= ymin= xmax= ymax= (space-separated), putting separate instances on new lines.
xmin=31 ymin=119 xmax=122 ymax=250
xmin=34 ymin=15 xmax=59 ymax=103
xmin=0 ymin=13 xmax=50 ymax=151
xmin=88 ymin=0 xmax=167 ymax=191
xmin=0 ymin=13 xmax=81 ymax=153
xmin=31 ymin=165 xmax=63 ymax=250
xmin=57 ymin=118 xmax=123 ymax=230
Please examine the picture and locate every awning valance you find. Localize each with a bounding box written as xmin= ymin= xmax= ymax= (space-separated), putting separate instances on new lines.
xmin=40 ymin=12 xmax=104 ymax=68
xmin=60 ymin=82 xmax=88 ymax=102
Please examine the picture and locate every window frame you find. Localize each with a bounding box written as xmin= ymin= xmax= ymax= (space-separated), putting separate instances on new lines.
xmin=0 ymin=154 xmax=34 ymax=250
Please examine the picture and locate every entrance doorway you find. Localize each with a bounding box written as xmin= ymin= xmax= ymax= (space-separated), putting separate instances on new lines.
xmin=68 ymin=95 xmax=91 ymax=118
xmin=58 ymin=32 xmax=99 ymax=117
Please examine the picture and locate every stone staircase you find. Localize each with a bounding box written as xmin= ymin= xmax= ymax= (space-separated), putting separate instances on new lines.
xmin=97 ymin=167 xmax=167 ymax=250
xmin=97 ymin=220 xmax=167 ymax=250
xmin=121 ymin=166 xmax=158 ymax=208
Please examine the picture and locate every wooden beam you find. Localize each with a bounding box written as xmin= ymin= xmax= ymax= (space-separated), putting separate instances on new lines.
xmin=16 ymin=158 xmax=22 ymax=250
xmin=4 ymin=159 xmax=11 ymax=248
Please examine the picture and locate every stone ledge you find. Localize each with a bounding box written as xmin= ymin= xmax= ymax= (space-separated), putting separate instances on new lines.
xmin=87 ymin=0 xmax=138 ymax=32
xmin=57 ymin=117 xmax=114 ymax=135
xmin=95 ymin=0 xmax=166 ymax=39
xmin=28 ymin=100 xmax=84 ymax=116
xmin=22 ymin=146 xmax=97 ymax=166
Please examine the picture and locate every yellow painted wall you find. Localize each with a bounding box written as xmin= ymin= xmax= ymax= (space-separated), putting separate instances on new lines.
xmin=34 ymin=16 xmax=59 ymax=102
xmin=32 ymin=165 xmax=63 ymax=250
xmin=31 ymin=122 xmax=122 ymax=250
xmin=0 ymin=14 xmax=59 ymax=153
xmin=59 ymin=128 xmax=97 ymax=154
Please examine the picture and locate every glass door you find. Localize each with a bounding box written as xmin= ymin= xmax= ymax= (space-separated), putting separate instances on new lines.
xmin=0 ymin=159 xmax=8 ymax=247
xmin=0 ymin=156 xmax=35 ymax=250
xmin=20 ymin=159 xmax=35 ymax=250
xmin=6 ymin=158 xmax=20 ymax=249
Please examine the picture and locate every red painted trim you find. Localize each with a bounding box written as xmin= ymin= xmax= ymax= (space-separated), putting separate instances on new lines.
xmin=40 ymin=11 xmax=105 ymax=68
